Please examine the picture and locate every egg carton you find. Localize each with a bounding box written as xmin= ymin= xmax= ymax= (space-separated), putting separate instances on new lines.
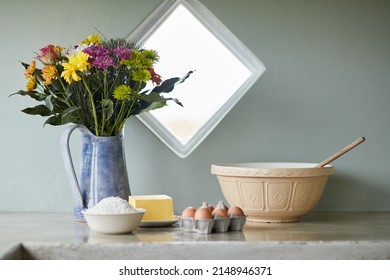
xmin=180 ymin=215 xmax=246 ymax=234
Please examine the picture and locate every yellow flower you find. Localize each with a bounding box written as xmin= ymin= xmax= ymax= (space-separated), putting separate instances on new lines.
xmin=141 ymin=49 xmax=159 ymax=68
xmin=24 ymin=61 xmax=36 ymax=78
xmin=61 ymin=52 xmax=90 ymax=84
xmin=121 ymin=50 xmax=158 ymax=69
xmin=132 ymin=69 xmax=151 ymax=83
xmin=113 ymin=85 xmax=133 ymax=100
xmin=42 ymin=65 xmax=58 ymax=85
xmin=80 ymin=34 xmax=101 ymax=45
xmin=26 ymin=75 xmax=36 ymax=91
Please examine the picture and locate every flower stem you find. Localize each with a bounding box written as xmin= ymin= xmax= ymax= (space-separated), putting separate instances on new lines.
xmin=114 ymin=101 xmax=126 ymax=135
xmin=100 ymin=71 xmax=108 ymax=135
xmin=56 ymin=73 xmax=73 ymax=107
xmin=83 ymin=79 xmax=99 ymax=136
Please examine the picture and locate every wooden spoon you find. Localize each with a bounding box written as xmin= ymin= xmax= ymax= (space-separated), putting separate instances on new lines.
xmin=315 ymin=137 xmax=365 ymax=168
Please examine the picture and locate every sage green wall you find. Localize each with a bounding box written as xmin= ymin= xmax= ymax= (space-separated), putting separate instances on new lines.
xmin=1 ymin=0 xmax=389 ymax=213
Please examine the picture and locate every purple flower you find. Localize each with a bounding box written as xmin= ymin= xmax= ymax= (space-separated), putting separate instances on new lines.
xmin=83 ymin=45 xmax=116 ymax=69
xmin=113 ymin=46 xmax=132 ymax=60
xmin=83 ymin=45 xmax=111 ymax=58
xmin=93 ymin=55 xmax=115 ymax=70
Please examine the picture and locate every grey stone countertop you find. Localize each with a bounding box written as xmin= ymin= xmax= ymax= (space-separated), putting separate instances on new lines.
xmin=1 ymin=212 xmax=390 ymax=260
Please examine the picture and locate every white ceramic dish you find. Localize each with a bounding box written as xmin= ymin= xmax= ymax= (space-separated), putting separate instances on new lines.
xmin=82 ymin=209 xmax=146 ymax=234
xmin=139 ymin=218 xmax=178 ymax=228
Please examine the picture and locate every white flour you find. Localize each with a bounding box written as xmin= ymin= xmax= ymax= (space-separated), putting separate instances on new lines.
xmin=86 ymin=197 xmax=138 ymax=214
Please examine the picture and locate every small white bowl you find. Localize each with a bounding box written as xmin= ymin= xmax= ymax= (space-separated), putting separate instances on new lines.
xmin=82 ymin=209 xmax=146 ymax=234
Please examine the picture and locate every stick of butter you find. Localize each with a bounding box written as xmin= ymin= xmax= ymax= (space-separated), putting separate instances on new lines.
xmin=129 ymin=195 xmax=174 ymax=221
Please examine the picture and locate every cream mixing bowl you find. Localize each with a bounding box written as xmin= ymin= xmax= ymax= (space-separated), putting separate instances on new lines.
xmin=211 ymin=162 xmax=334 ymax=224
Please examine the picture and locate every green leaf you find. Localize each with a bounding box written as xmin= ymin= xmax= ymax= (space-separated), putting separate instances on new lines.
xmin=45 ymin=95 xmax=54 ymax=111
xmin=151 ymin=78 xmax=180 ymax=94
xmin=170 ymin=98 xmax=183 ymax=107
xmin=102 ymin=99 xmax=114 ymax=120
xmin=10 ymin=90 xmax=47 ymax=101
xmin=139 ymin=92 xmax=183 ymax=113
xmin=177 ymin=70 xmax=194 ymax=85
xmin=141 ymin=92 xmax=168 ymax=103
xmin=52 ymin=98 xmax=70 ymax=114
xmin=21 ymin=105 xmax=52 ymax=116
xmin=61 ymin=106 xmax=81 ymax=124
xmin=21 ymin=62 xmax=30 ymax=69
xmin=44 ymin=115 xmax=62 ymax=126
xmin=141 ymin=101 xmax=166 ymax=113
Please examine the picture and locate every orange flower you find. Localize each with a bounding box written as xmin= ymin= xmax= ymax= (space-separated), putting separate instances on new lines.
xmin=26 ymin=76 xmax=36 ymax=91
xmin=42 ymin=65 xmax=58 ymax=85
xmin=24 ymin=61 xmax=36 ymax=78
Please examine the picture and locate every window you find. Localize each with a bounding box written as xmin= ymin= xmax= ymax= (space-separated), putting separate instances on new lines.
xmin=128 ymin=0 xmax=265 ymax=157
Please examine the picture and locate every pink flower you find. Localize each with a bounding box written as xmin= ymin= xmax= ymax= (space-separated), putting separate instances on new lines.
xmin=93 ymin=55 xmax=115 ymax=70
xmin=37 ymin=45 xmax=60 ymax=64
xmin=83 ymin=45 xmax=111 ymax=58
xmin=83 ymin=45 xmax=117 ymax=69
xmin=113 ymin=46 xmax=131 ymax=60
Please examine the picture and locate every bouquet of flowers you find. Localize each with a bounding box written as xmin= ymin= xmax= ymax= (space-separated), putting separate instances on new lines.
xmin=12 ymin=34 xmax=193 ymax=136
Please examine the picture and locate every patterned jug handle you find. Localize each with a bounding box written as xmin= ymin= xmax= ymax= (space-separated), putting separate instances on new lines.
xmin=60 ymin=125 xmax=87 ymax=209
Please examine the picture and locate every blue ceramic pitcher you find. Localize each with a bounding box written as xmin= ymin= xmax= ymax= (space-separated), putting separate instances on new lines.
xmin=61 ymin=125 xmax=131 ymax=222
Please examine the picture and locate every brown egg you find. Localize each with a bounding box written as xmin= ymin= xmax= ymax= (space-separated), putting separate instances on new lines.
xmin=212 ymin=207 xmax=229 ymax=218
xmin=227 ymin=206 xmax=245 ymax=217
xmin=181 ymin=207 xmax=196 ymax=218
xmin=207 ymin=205 xmax=215 ymax=213
xmin=194 ymin=207 xmax=213 ymax=220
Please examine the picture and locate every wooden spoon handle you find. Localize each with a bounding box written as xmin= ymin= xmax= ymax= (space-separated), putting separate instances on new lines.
xmin=315 ymin=137 xmax=366 ymax=168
